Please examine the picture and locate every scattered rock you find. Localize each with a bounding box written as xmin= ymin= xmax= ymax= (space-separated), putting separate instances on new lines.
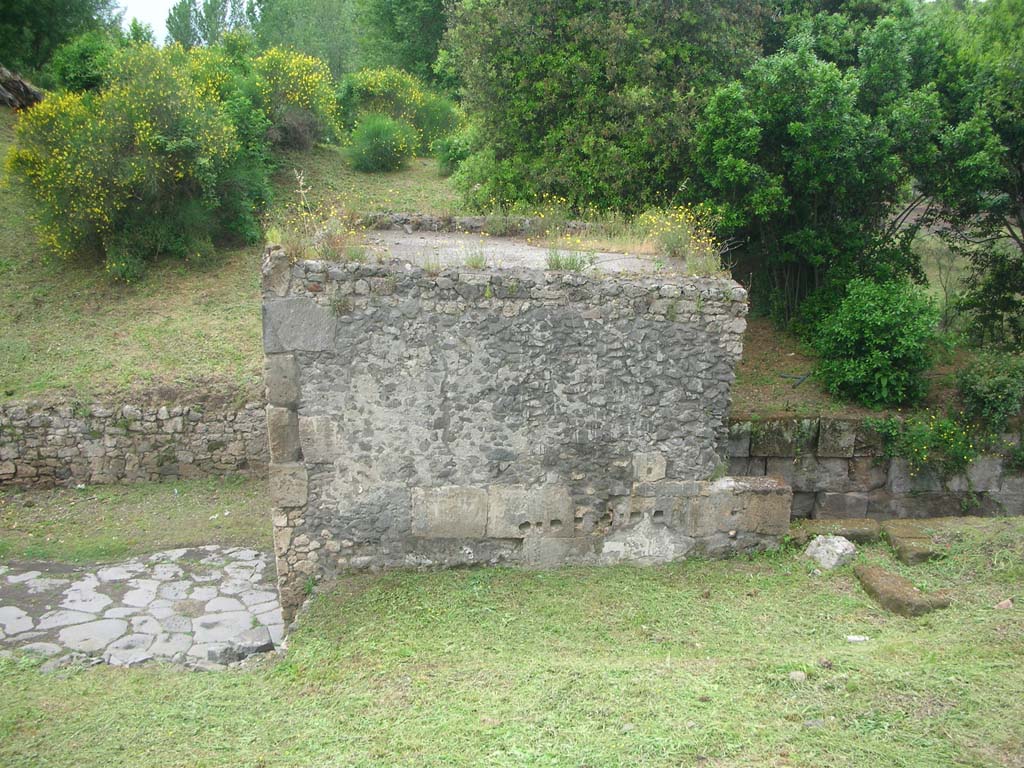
xmin=788 ymin=670 xmax=807 ymax=683
xmin=994 ymin=598 xmax=1013 ymax=610
xmin=846 ymin=635 xmax=870 ymax=643
xmin=818 ymin=658 xmax=833 ymax=669
xmin=855 ymin=564 xmax=951 ymax=617
xmin=803 ymin=719 xmax=825 ymax=729
xmin=804 ymin=535 xmax=856 ymax=570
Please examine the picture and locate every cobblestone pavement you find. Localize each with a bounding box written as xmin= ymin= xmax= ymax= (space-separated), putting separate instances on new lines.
xmin=0 ymin=546 xmax=283 ymax=670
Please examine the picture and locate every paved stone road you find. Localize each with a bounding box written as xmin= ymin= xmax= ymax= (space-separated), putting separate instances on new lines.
xmin=0 ymin=546 xmax=283 ymax=669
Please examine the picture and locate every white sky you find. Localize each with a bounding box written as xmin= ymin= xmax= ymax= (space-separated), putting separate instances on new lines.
xmin=118 ymin=0 xmax=176 ymax=44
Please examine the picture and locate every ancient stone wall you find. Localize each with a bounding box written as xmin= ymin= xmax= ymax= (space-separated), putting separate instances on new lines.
xmin=0 ymin=400 xmax=268 ymax=486
xmin=727 ymin=418 xmax=1023 ymax=518
xmin=262 ymin=247 xmax=792 ymax=618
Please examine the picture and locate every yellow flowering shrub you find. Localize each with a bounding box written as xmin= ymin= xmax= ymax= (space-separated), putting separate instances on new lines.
xmin=254 ymin=47 xmax=339 ymax=148
xmin=6 ymin=45 xmax=262 ymax=281
xmin=338 ymin=67 xmax=460 ymax=155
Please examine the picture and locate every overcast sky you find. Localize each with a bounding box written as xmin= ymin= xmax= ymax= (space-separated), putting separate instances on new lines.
xmin=118 ymin=0 xmax=175 ymax=45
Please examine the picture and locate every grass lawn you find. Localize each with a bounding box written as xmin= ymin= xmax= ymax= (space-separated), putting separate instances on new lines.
xmin=0 ymin=477 xmax=270 ymax=563
xmin=0 ymin=509 xmax=1021 ymax=767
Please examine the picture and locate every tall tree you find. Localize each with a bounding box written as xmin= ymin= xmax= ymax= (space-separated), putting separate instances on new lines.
xmin=355 ymin=0 xmax=446 ymax=83
xmin=0 ymin=0 xmax=119 ymax=72
xmin=250 ymin=0 xmax=357 ymax=76
xmin=166 ymin=0 xmax=249 ymax=47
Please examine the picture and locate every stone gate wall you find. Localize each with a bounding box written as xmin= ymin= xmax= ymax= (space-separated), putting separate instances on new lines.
xmin=0 ymin=400 xmax=267 ymax=486
xmin=262 ymin=247 xmax=793 ymax=618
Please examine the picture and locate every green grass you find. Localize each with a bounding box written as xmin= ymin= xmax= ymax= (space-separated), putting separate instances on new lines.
xmin=274 ymin=145 xmax=459 ymax=216
xmin=0 ymin=477 xmax=270 ymax=562
xmin=1 ymin=518 xmax=1022 ymax=766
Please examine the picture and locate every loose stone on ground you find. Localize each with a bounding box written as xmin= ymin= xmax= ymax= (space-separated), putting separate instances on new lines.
xmin=0 ymin=546 xmax=283 ymax=670
xmin=855 ymin=564 xmax=951 ymax=617
xmin=804 ymin=535 xmax=857 ymax=570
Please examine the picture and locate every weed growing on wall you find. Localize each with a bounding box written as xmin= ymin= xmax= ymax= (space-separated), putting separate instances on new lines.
xmin=869 ymin=412 xmax=979 ymax=480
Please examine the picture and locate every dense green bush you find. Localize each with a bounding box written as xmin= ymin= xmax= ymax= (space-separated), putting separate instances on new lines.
xmin=337 ymin=67 xmax=458 ymax=155
xmin=354 ymin=0 xmax=446 ymax=83
xmin=432 ymin=121 xmax=476 ymax=177
xmin=6 ymin=45 xmax=266 ymax=281
xmin=957 ymin=355 xmax=1024 ymax=432
xmin=443 ymin=0 xmax=762 ymax=212
xmin=813 ymin=278 xmax=939 ymax=407
xmin=47 ymin=30 xmax=118 ymax=91
xmin=347 ymin=113 xmax=417 ymax=171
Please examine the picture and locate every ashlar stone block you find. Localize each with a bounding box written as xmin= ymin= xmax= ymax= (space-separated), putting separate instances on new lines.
xmin=487 ymin=485 xmax=573 ymax=538
xmin=269 ymin=463 xmax=308 ymax=508
xmin=263 ymin=297 xmax=337 ymax=354
xmin=266 ymin=406 xmax=300 ymax=463
xmin=411 ymin=486 xmax=488 ymax=539
xmin=265 ymin=354 xmax=300 ymax=408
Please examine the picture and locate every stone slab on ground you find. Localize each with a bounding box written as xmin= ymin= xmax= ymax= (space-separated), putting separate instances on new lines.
xmin=881 ymin=519 xmax=946 ymax=565
xmin=855 ymin=564 xmax=951 ymax=617
xmin=1 ymin=546 xmax=283 ymax=670
xmin=791 ymin=518 xmax=881 ymax=545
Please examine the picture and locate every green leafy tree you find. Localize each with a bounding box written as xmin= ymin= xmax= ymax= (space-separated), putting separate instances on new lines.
xmin=908 ymin=0 xmax=1024 ymax=347
xmin=249 ymin=0 xmax=357 ymax=76
xmin=693 ymin=40 xmax=918 ymax=323
xmin=166 ymin=0 xmax=249 ymax=47
xmin=444 ymin=0 xmax=764 ymax=212
xmin=0 ymin=0 xmax=119 ymax=73
xmin=355 ymin=0 xmax=446 ymax=83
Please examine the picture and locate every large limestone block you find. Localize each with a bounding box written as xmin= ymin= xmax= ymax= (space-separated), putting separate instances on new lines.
xmin=487 ymin=485 xmax=573 ymax=538
xmin=411 ymin=486 xmax=489 ymax=539
xmin=265 ymin=354 xmax=300 ymax=408
xmin=266 ymin=406 xmax=300 ymax=463
xmin=263 ymin=297 xmax=337 ymax=354
xmin=269 ymin=463 xmax=308 ymax=508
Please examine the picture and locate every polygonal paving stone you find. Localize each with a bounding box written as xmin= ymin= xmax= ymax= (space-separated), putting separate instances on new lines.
xmin=150 ymin=632 xmax=192 ymax=657
xmin=122 ymin=588 xmax=157 ymax=608
xmin=192 ymin=611 xmax=255 ymax=644
xmin=206 ymin=597 xmax=245 ymax=613
xmin=240 ymin=590 xmax=278 ymax=607
xmin=59 ymin=619 xmax=127 ymax=652
xmin=37 ymin=609 xmax=96 ymax=630
xmin=152 ymin=564 xmax=184 ymax=581
xmin=0 ymin=606 xmax=34 ymax=635
xmin=219 ymin=580 xmax=251 ymax=596
xmin=6 ymin=571 xmax=42 ymax=584
xmin=190 ymin=586 xmax=218 ymax=602
xmin=159 ymin=614 xmax=192 ymax=633
xmin=97 ymin=565 xmax=143 ymax=582
xmin=24 ymin=577 xmax=71 ymax=594
xmin=230 ymin=549 xmax=260 ymax=561
xmin=255 ymin=607 xmax=283 ymax=626
xmin=157 ymin=580 xmax=191 ymax=600
xmin=149 ymin=549 xmax=188 ymax=562
xmin=21 ymin=642 xmax=63 ymax=657
xmin=130 ymin=615 xmax=163 ymax=635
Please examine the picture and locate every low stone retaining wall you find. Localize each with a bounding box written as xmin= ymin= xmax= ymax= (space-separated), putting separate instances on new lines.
xmin=727 ymin=418 xmax=1022 ymax=518
xmin=0 ymin=400 xmax=268 ymax=487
